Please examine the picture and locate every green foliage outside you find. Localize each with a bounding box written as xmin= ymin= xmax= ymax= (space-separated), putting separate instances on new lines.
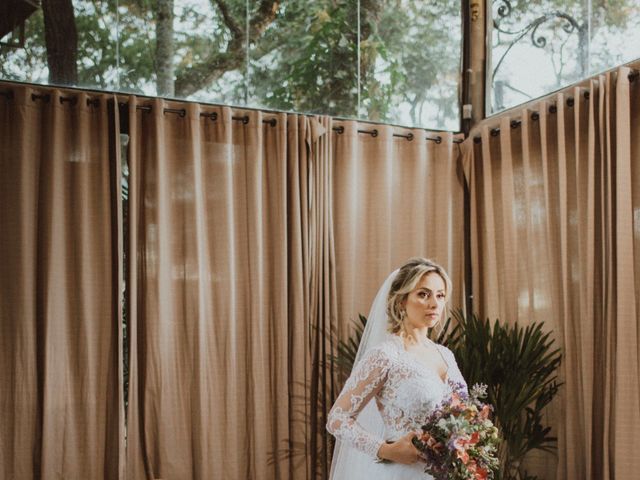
xmin=2 ymin=1 xmax=638 ymax=125
xmin=0 ymin=0 xmax=462 ymax=129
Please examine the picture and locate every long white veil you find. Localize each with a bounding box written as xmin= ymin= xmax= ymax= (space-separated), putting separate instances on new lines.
xmin=329 ymin=269 xmax=399 ymax=479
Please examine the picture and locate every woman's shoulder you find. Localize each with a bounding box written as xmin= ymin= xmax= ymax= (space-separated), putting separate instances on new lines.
xmin=360 ymin=338 xmax=401 ymax=363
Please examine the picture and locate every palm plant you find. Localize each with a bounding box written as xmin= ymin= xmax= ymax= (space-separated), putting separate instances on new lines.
xmin=330 ymin=309 xmax=562 ymax=480
xmin=330 ymin=313 xmax=368 ymax=385
xmin=441 ymin=310 xmax=562 ymax=480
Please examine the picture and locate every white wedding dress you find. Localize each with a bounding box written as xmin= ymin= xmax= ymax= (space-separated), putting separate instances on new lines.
xmin=327 ymin=335 xmax=467 ymax=479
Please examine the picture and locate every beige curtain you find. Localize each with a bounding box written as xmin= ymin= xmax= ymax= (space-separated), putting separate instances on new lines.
xmin=462 ymin=66 xmax=640 ymax=479
xmin=0 ymin=83 xmax=124 ymax=479
xmin=296 ymin=116 xmax=340 ymax=480
xmin=332 ymin=123 xmax=466 ymax=341
xmin=0 ymin=82 xmax=468 ymax=480
xmin=124 ymin=98 xmax=333 ymax=479
xmin=123 ymin=106 xmax=466 ymax=479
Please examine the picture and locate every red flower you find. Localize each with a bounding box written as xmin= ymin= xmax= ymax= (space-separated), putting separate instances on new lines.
xmin=467 ymin=460 xmax=488 ymax=479
xmin=475 ymin=466 xmax=489 ymax=480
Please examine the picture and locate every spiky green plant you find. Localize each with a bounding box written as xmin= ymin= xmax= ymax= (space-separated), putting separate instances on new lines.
xmin=442 ymin=310 xmax=562 ymax=480
xmin=330 ymin=314 xmax=368 ymax=385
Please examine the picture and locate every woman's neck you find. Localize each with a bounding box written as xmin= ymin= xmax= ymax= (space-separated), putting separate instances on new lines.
xmin=398 ymin=325 xmax=430 ymax=348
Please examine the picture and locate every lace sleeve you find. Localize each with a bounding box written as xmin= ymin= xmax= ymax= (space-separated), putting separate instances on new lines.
xmin=326 ymin=347 xmax=390 ymax=458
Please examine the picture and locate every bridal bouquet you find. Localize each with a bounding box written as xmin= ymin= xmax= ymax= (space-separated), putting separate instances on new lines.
xmin=412 ymin=383 xmax=500 ymax=480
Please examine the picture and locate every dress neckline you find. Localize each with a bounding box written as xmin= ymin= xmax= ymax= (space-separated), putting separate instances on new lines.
xmin=389 ymin=335 xmax=450 ymax=385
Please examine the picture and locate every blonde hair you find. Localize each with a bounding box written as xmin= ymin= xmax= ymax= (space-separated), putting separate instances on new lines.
xmin=386 ymin=257 xmax=452 ymax=334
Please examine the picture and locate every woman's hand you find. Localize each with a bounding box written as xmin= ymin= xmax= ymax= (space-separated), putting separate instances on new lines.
xmin=377 ymin=432 xmax=421 ymax=464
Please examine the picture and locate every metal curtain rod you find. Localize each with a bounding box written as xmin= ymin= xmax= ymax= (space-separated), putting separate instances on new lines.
xmin=0 ymin=91 xmax=279 ymax=126
xmin=0 ymin=89 xmax=459 ymax=142
xmin=124 ymin=104 xmax=278 ymax=126
xmin=473 ymin=95 xmax=580 ymax=143
xmin=0 ymin=91 xmax=101 ymax=106
xmin=4 ymin=66 xmax=637 ymax=142
xmin=472 ymin=68 xmax=639 ymax=144
xmin=332 ymin=125 xmax=463 ymax=144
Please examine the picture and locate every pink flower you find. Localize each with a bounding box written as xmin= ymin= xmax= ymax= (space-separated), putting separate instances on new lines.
xmin=452 ymin=435 xmax=472 ymax=464
xmin=420 ymin=432 xmax=446 ymax=454
xmin=479 ymin=404 xmax=491 ymax=421
xmin=450 ymin=392 xmax=463 ymax=409
xmin=456 ymin=448 xmax=470 ymax=464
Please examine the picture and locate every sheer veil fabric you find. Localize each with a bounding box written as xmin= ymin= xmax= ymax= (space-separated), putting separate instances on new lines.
xmin=329 ymin=270 xmax=398 ymax=479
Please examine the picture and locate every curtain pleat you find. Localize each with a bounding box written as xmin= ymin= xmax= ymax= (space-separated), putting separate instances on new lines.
xmin=0 ymin=83 xmax=124 ymax=479
xmin=462 ymin=66 xmax=640 ymax=480
xmin=294 ymin=115 xmax=339 ymax=479
xmin=124 ymin=101 xmax=332 ymax=479
xmin=332 ymin=123 xmax=466 ymax=344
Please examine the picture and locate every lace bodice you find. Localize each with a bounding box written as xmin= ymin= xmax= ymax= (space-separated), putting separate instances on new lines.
xmin=327 ymin=336 xmax=467 ymax=459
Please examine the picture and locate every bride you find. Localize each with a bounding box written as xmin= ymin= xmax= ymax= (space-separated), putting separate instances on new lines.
xmin=327 ymin=257 xmax=467 ymax=479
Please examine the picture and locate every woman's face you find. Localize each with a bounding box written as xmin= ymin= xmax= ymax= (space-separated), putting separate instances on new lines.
xmin=402 ymin=272 xmax=447 ymax=330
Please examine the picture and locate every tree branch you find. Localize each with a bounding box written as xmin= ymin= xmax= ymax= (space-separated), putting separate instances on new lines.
xmin=249 ymin=0 xmax=279 ymax=38
xmin=174 ymin=0 xmax=280 ymax=97
xmin=212 ymin=0 xmax=243 ymax=38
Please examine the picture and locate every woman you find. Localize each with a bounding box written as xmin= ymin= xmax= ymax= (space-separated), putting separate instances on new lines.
xmin=327 ymin=257 xmax=467 ymax=479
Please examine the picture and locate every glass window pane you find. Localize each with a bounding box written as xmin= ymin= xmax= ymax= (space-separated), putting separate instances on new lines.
xmin=1 ymin=0 xmax=462 ymax=130
xmin=589 ymin=2 xmax=640 ymax=75
xmin=173 ymin=0 xmax=247 ymax=105
xmin=359 ymin=1 xmax=461 ymax=130
xmin=115 ymin=2 xmax=157 ymax=95
xmin=248 ymin=0 xmax=358 ymax=119
xmin=76 ymin=1 xmax=119 ymax=90
xmin=490 ymin=0 xmax=640 ymax=114
xmin=0 ymin=1 xmax=118 ymax=91
xmin=1 ymin=7 xmax=47 ymax=85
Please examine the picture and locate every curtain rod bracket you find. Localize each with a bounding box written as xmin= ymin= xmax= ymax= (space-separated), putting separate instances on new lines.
xmin=232 ymin=115 xmax=250 ymax=124
xmin=164 ymin=108 xmax=186 ymax=117
xmin=31 ymin=93 xmax=50 ymax=102
xmin=392 ymin=132 xmax=414 ymax=141
xmin=59 ymin=96 xmax=77 ymax=105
